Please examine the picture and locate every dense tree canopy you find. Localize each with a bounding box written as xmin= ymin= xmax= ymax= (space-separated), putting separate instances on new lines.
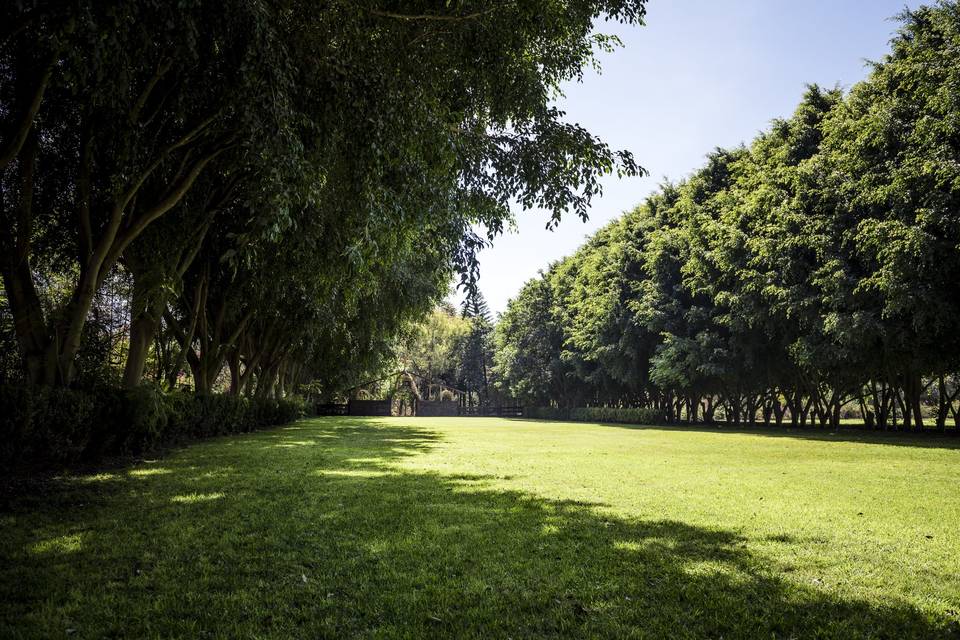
xmin=1 ymin=0 xmax=647 ymax=398
xmin=494 ymin=4 xmax=960 ymax=431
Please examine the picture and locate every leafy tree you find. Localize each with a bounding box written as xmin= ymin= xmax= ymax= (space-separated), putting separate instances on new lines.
xmin=814 ymin=4 xmax=960 ymax=428
xmin=457 ymin=289 xmax=495 ymax=406
xmin=493 ymin=272 xmax=566 ymax=405
xmin=494 ymin=3 xmax=960 ymax=432
xmin=1 ymin=0 xmax=649 ymax=394
xmin=395 ymin=304 xmax=472 ymax=400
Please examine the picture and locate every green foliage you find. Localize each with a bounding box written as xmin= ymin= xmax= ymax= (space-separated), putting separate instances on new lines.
xmin=0 ymin=384 xmax=305 ymax=468
xmin=569 ymin=406 xmax=662 ymax=425
xmin=524 ymin=406 xmax=572 ymax=420
xmin=1 ymin=0 xmax=647 ymax=393
xmin=122 ymin=385 xmax=174 ymax=452
xmin=394 ymin=305 xmax=472 ymax=395
xmin=494 ymin=275 xmax=566 ymax=404
xmin=456 ymin=314 xmax=496 ymax=406
xmin=0 ymin=386 xmax=96 ymax=465
xmin=525 ymin=405 xmax=661 ymax=424
xmin=496 ymin=5 xmax=960 ymax=431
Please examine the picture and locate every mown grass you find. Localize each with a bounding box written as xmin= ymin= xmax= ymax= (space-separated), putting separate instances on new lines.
xmin=2 ymin=417 xmax=959 ymax=638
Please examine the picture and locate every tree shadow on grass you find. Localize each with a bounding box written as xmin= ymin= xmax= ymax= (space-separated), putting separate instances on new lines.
xmin=510 ymin=418 xmax=960 ymax=451
xmin=1 ymin=417 xmax=956 ymax=638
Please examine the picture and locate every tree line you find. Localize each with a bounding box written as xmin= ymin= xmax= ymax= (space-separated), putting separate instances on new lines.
xmin=494 ymin=4 xmax=960 ymax=431
xmin=0 ymin=0 xmax=646 ymax=399
xmin=392 ymin=293 xmax=498 ymax=409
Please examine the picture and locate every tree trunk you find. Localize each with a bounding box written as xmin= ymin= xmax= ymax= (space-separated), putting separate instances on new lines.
xmin=745 ymin=394 xmax=758 ymax=427
xmin=703 ymin=396 xmax=716 ymax=424
xmin=1 ymin=130 xmax=56 ymax=385
xmin=256 ymin=364 xmax=278 ymax=399
xmin=228 ymin=349 xmax=241 ymax=396
xmin=936 ymin=375 xmax=947 ymax=431
xmin=122 ymin=276 xmax=166 ymax=388
xmin=895 ymin=384 xmax=911 ymax=431
xmin=2 ymin=257 xmax=54 ymax=384
xmin=788 ymin=391 xmax=802 ymax=427
xmin=761 ymin=395 xmax=773 ymax=427
xmin=773 ymin=397 xmax=786 ymax=427
xmin=123 ymin=312 xmax=158 ymax=388
xmin=905 ymin=373 xmax=924 ymax=431
xmin=830 ymin=400 xmax=841 ymax=430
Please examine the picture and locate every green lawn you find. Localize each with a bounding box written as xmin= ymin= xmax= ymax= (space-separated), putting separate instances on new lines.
xmin=2 ymin=417 xmax=959 ymax=638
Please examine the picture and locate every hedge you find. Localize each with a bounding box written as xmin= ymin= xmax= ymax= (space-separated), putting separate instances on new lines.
xmin=525 ymin=406 xmax=662 ymax=425
xmin=0 ymin=384 xmax=306 ymax=470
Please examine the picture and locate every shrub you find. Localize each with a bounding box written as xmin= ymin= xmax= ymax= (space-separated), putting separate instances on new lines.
xmin=122 ymin=385 xmax=174 ymax=453
xmin=191 ymin=394 xmax=249 ymax=437
xmin=570 ymin=406 xmax=662 ymax=425
xmin=0 ymin=384 xmax=309 ymax=470
xmin=0 ymin=386 xmax=98 ymax=465
xmin=275 ymin=396 xmax=307 ymax=424
xmin=0 ymin=385 xmax=39 ymax=465
xmin=523 ymin=406 xmax=570 ymax=420
xmin=525 ymin=406 xmax=662 ymax=425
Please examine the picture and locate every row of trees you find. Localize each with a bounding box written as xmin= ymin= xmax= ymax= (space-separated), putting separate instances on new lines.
xmin=494 ymin=4 xmax=960 ymax=430
xmin=394 ymin=293 xmax=498 ymax=409
xmin=1 ymin=0 xmax=645 ymax=398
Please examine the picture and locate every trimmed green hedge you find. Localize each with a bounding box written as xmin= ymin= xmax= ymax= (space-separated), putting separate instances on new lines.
xmin=0 ymin=384 xmax=306 ymax=469
xmin=523 ymin=406 xmax=571 ymax=421
xmin=525 ymin=406 xmax=662 ymax=425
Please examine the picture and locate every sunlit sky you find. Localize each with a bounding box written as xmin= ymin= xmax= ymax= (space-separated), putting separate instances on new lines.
xmin=451 ymin=0 xmax=924 ymax=316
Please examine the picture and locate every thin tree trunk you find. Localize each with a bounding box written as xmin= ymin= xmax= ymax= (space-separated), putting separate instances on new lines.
xmin=122 ymin=276 xmax=165 ymax=388
xmin=228 ymin=349 xmax=241 ymax=396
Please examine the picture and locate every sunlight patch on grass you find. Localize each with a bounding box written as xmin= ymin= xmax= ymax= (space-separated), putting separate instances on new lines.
xmin=613 ymin=538 xmax=677 ymax=553
xmin=314 ymin=469 xmax=393 ymax=478
xmin=449 ymin=478 xmax=493 ymax=490
xmin=613 ymin=540 xmax=644 ymax=552
xmin=195 ymin=467 xmax=235 ymax=479
xmin=367 ymin=538 xmax=390 ymax=555
xmin=128 ymin=467 xmax=172 ymax=477
xmin=346 ymin=457 xmax=392 ymax=465
xmin=73 ymin=472 xmax=118 ymax=483
xmin=170 ymin=492 xmax=225 ymax=504
xmin=683 ymin=559 xmax=737 ymax=578
xmin=273 ymin=440 xmax=317 ymax=448
xmin=30 ymin=533 xmax=83 ymax=556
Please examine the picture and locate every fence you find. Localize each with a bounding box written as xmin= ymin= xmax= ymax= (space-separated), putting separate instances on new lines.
xmin=416 ymin=400 xmax=460 ymax=417
xmin=348 ymin=399 xmax=393 ymax=416
xmin=314 ymin=400 xmax=523 ymax=418
xmin=316 ymin=403 xmax=348 ymax=416
xmin=458 ymin=405 xmax=524 ymax=418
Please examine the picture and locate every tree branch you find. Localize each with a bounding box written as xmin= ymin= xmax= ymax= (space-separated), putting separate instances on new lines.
xmin=76 ymin=112 xmax=94 ymax=261
xmin=129 ymin=58 xmax=173 ymax=125
xmin=0 ymin=49 xmax=57 ymax=171
xmin=105 ymin=143 xmax=232 ymax=274
xmin=367 ymin=6 xmax=499 ymax=21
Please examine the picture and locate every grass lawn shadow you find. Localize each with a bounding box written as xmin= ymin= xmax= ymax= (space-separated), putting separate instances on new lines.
xmin=508 ymin=417 xmax=960 ymax=451
xmin=1 ymin=417 xmax=956 ymax=638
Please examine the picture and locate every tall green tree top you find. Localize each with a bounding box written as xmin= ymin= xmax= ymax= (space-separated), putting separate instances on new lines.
xmin=2 ymin=0 xmax=649 ymax=385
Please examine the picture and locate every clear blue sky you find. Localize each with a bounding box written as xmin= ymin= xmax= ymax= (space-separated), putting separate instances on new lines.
xmin=454 ymin=0 xmax=924 ymax=316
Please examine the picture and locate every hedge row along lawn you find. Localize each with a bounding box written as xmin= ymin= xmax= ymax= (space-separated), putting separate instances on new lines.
xmin=2 ymin=417 xmax=959 ymax=638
